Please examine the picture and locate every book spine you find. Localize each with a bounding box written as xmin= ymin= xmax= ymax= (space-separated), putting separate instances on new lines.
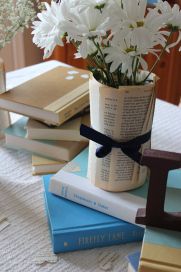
xmin=58 ymin=92 xmax=89 ymax=125
xmin=53 ymin=223 xmax=144 ymax=253
xmin=49 ymin=171 xmax=146 ymax=225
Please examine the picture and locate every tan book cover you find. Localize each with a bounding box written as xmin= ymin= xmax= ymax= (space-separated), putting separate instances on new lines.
xmin=32 ymin=154 xmax=66 ymax=175
xmin=5 ymin=117 xmax=88 ymax=162
xmin=26 ymin=114 xmax=90 ymax=141
xmin=0 ymin=66 xmax=90 ymax=125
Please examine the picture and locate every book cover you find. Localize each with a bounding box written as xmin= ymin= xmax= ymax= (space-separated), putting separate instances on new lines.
xmin=32 ymin=154 xmax=67 ymax=175
xmin=43 ymin=175 xmax=144 ymax=253
xmin=27 ymin=113 xmax=90 ymax=141
xmin=127 ymin=251 xmax=140 ymax=272
xmin=0 ymin=66 xmax=89 ymax=125
xmin=49 ymin=148 xmax=181 ymax=225
xmin=5 ymin=117 xmax=87 ymax=162
xmin=139 ymin=227 xmax=181 ymax=272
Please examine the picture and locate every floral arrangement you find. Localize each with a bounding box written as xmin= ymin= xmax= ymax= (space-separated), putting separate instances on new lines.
xmin=0 ymin=0 xmax=43 ymax=50
xmin=32 ymin=0 xmax=181 ymax=87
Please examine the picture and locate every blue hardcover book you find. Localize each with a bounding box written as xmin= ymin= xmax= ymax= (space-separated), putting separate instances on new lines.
xmin=43 ymin=175 xmax=144 ymax=253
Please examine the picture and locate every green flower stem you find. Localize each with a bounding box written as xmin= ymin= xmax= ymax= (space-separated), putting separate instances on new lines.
xmin=88 ymin=54 xmax=108 ymax=83
xmin=133 ymin=57 xmax=139 ymax=85
xmin=123 ymin=70 xmax=128 ymax=85
xmin=117 ymin=66 xmax=122 ymax=86
xmin=92 ymin=39 xmax=116 ymax=87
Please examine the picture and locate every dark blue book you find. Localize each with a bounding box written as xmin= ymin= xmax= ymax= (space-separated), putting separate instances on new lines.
xmin=43 ymin=175 xmax=144 ymax=253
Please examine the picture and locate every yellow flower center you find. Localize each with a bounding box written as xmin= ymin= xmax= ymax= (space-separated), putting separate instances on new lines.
xmin=129 ymin=21 xmax=144 ymax=29
xmin=136 ymin=21 xmax=144 ymax=27
xmin=125 ymin=47 xmax=135 ymax=53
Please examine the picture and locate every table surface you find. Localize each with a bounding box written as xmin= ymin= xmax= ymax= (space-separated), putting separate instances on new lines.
xmin=0 ymin=61 xmax=181 ymax=272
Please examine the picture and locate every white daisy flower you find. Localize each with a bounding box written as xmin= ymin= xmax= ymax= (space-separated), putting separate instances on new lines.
xmin=104 ymin=31 xmax=151 ymax=76
xmin=104 ymin=36 xmax=135 ymax=74
xmin=61 ymin=5 xmax=110 ymax=58
xmin=32 ymin=1 xmax=66 ymax=58
xmin=156 ymin=1 xmax=181 ymax=29
xmin=62 ymin=6 xmax=109 ymax=40
xmin=110 ymin=0 xmax=168 ymax=50
xmin=105 ymin=46 xmax=134 ymax=75
xmin=75 ymin=0 xmax=108 ymax=10
xmin=75 ymin=40 xmax=97 ymax=59
xmin=156 ymin=1 xmax=181 ymax=51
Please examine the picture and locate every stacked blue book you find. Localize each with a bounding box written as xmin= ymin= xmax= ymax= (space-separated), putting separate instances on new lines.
xmin=43 ymin=174 xmax=144 ymax=253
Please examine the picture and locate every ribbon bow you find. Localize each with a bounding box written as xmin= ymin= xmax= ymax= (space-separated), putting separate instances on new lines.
xmin=80 ymin=124 xmax=151 ymax=165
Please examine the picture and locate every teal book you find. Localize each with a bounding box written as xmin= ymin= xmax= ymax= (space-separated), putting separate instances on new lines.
xmin=4 ymin=117 xmax=87 ymax=162
xmin=49 ymin=148 xmax=181 ymax=224
xmin=43 ymin=175 xmax=144 ymax=253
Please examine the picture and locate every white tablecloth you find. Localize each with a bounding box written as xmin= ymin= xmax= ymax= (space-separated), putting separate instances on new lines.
xmin=0 ymin=61 xmax=181 ymax=272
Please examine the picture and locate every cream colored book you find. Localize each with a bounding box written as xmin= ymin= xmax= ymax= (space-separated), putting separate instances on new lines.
xmin=4 ymin=117 xmax=88 ymax=162
xmin=32 ymin=155 xmax=66 ymax=175
xmin=0 ymin=66 xmax=90 ymax=125
xmin=26 ymin=114 xmax=90 ymax=141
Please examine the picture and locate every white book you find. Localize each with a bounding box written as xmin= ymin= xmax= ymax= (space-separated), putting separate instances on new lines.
xmin=26 ymin=114 xmax=90 ymax=141
xmin=49 ymin=149 xmax=146 ymax=225
xmin=49 ymin=148 xmax=181 ymax=225
xmin=5 ymin=117 xmax=88 ymax=162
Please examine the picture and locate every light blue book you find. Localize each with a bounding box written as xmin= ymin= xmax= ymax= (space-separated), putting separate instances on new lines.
xmin=43 ymin=175 xmax=144 ymax=253
xmin=4 ymin=117 xmax=87 ymax=161
xmin=49 ymin=148 xmax=181 ymax=225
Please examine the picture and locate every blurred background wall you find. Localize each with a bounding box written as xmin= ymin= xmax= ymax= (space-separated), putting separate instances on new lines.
xmin=0 ymin=29 xmax=43 ymax=71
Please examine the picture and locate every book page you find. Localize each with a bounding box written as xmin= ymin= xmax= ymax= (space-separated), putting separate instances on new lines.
xmin=88 ymin=77 xmax=156 ymax=191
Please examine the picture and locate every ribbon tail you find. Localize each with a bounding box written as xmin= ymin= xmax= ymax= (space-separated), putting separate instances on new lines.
xmin=96 ymin=146 xmax=112 ymax=158
xmin=121 ymin=147 xmax=142 ymax=164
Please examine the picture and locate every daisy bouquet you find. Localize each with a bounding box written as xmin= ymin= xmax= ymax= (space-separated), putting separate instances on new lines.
xmin=32 ymin=0 xmax=181 ymax=87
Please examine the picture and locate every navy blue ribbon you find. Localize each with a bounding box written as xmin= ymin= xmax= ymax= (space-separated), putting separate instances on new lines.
xmin=80 ymin=124 xmax=151 ymax=165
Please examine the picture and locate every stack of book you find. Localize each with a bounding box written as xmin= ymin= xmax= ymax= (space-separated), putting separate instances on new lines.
xmin=43 ymin=148 xmax=145 ymax=253
xmin=0 ymin=66 xmax=90 ymax=174
xmin=45 ymin=147 xmax=181 ymax=272
xmin=1 ymin=64 xmax=181 ymax=271
xmin=0 ymin=64 xmax=145 ymax=254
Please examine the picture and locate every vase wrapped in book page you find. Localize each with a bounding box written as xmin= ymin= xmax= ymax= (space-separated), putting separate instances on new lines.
xmin=88 ymin=75 xmax=156 ymax=192
xmin=0 ymin=58 xmax=10 ymax=139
